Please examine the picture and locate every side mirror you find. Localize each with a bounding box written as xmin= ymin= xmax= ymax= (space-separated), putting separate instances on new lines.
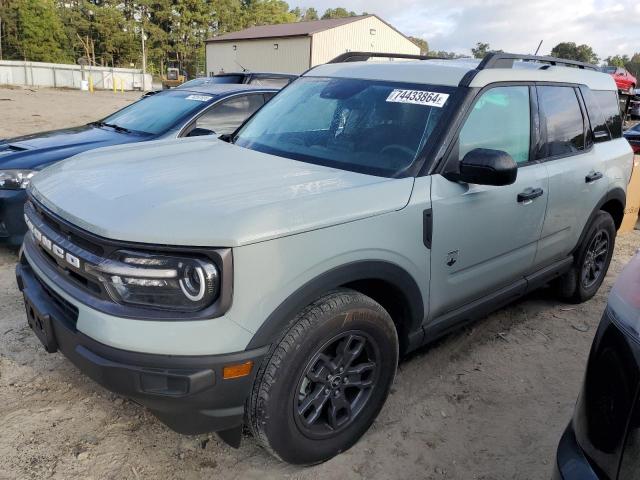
xmin=448 ymin=148 xmax=518 ymax=186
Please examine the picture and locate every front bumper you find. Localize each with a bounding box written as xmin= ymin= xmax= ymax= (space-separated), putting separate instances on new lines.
xmin=0 ymin=189 xmax=27 ymax=246
xmin=16 ymin=255 xmax=268 ymax=439
xmin=553 ymin=422 xmax=600 ymax=480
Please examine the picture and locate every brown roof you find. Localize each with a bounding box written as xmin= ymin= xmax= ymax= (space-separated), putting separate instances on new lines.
xmin=207 ymin=15 xmax=373 ymax=42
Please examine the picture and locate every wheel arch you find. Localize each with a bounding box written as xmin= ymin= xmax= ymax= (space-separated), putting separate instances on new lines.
xmin=245 ymin=261 xmax=425 ymax=355
xmin=574 ymin=187 xmax=626 ymax=254
xmin=600 ymin=188 xmax=626 ymax=230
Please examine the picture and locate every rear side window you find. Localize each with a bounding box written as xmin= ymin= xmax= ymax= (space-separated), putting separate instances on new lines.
xmin=537 ymin=86 xmax=585 ymax=158
xmin=592 ymin=90 xmax=622 ymax=139
xmin=579 ymin=86 xmax=610 ymax=142
xmin=195 ymin=94 xmax=264 ymax=135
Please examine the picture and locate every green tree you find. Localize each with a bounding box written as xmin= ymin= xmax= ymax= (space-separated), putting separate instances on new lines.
xmin=1 ymin=0 xmax=70 ymax=62
xmin=471 ymin=42 xmax=490 ymax=59
xmin=295 ymin=6 xmax=318 ymax=21
xmin=321 ymin=7 xmax=357 ymax=19
xmin=408 ymin=36 xmax=428 ymax=55
xmin=429 ymin=50 xmax=467 ymax=59
xmin=242 ymin=0 xmax=297 ymax=26
xmin=605 ymin=55 xmax=630 ymax=67
xmin=550 ymin=42 xmax=599 ymax=64
xmin=302 ymin=7 xmax=318 ymax=21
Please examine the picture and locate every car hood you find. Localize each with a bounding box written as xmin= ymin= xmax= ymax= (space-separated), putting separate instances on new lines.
xmin=0 ymin=125 xmax=144 ymax=170
xmin=30 ymin=137 xmax=414 ymax=247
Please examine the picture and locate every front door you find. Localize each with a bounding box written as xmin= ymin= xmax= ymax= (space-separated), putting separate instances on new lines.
xmin=428 ymin=85 xmax=548 ymax=321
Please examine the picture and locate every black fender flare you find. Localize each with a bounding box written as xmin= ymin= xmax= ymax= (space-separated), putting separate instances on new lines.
xmin=245 ymin=260 xmax=425 ymax=350
xmin=573 ymin=187 xmax=626 ymax=255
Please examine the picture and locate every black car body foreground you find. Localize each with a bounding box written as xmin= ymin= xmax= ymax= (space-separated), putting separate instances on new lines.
xmin=555 ymin=252 xmax=640 ymax=479
xmin=0 ymin=84 xmax=278 ymax=245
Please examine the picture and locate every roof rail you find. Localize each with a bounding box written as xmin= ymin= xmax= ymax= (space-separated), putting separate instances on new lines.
xmin=477 ymin=52 xmax=599 ymax=71
xmin=328 ymin=51 xmax=447 ymax=63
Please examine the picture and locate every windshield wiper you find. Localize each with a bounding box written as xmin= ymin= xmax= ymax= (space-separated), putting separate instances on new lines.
xmin=103 ymin=123 xmax=132 ymax=134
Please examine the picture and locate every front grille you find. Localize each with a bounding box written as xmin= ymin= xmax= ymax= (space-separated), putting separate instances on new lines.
xmin=30 ymin=200 xmax=104 ymax=256
xmin=25 ymin=199 xmax=109 ymax=300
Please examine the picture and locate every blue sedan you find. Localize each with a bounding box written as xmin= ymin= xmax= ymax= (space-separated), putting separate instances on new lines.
xmin=0 ymin=84 xmax=278 ymax=245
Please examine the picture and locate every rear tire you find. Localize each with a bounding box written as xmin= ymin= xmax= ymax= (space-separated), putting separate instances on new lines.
xmin=247 ymin=289 xmax=398 ymax=465
xmin=554 ymin=211 xmax=616 ymax=303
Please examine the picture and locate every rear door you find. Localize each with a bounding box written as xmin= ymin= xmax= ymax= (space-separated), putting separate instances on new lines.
xmin=534 ymin=85 xmax=611 ymax=266
xmin=428 ymin=85 xmax=549 ymax=321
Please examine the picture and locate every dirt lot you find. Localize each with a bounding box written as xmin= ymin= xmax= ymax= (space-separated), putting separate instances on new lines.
xmin=0 ymin=87 xmax=639 ymax=480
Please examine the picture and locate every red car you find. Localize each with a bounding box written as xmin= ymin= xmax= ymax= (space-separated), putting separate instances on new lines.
xmin=602 ymin=66 xmax=637 ymax=93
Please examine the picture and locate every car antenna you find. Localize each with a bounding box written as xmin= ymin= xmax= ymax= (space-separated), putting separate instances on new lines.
xmin=534 ymin=40 xmax=543 ymax=56
xmin=234 ymin=60 xmax=248 ymax=72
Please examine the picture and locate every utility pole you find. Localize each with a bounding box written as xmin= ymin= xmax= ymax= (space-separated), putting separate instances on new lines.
xmin=141 ymin=25 xmax=147 ymax=91
xmin=0 ymin=16 xmax=3 ymax=61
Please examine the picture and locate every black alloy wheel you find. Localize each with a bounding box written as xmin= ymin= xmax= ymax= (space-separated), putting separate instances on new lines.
xmin=581 ymin=229 xmax=610 ymax=289
xmin=294 ymin=331 xmax=380 ymax=438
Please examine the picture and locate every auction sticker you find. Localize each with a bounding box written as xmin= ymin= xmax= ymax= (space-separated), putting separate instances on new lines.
xmin=185 ymin=94 xmax=212 ymax=102
xmin=386 ymin=89 xmax=449 ymax=108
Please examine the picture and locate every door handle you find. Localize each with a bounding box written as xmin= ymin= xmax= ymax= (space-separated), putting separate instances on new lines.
xmin=517 ymin=187 xmax=544 ymax=203
xmin=585 ymin=171 xmax=603 ymax=183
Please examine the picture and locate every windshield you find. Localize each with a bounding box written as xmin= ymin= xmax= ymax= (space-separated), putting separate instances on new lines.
xmin=234 ymin=77 xmax=455 ymax=176
xmin=602 ymin=66 xmax=617 ymax=74
xmin=101 ymin=91 xmax=215 ymax=135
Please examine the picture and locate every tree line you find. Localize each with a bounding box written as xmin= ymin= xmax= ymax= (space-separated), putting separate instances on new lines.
xmin=0 ymin=1 xmax=637 ymax=78
xmin=0 ymin=1 xmax=366 ymax=76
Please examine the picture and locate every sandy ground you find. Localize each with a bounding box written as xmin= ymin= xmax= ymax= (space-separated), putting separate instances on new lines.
xmin=0 ymin=87 xmax=639 ymax=480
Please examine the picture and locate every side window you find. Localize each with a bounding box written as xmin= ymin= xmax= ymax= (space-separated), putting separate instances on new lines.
xmin=592 ymin=90 xmax=622 ymax=139
xmin=537 ymin=86 xmax=585 ymax=159
xmin=263 ymin=92 xmax=277 ymax=102
xmin=249 ymin=77 xmax=290 ymax=88
xmin=580 ymin=87 xmax=611 ymax=142
xmin=458 ymin=86 xmax=531 ymax=164
xmin=195 ymin=94 xmax=264 ymax=135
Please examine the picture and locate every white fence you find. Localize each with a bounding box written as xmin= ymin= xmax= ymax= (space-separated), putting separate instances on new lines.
xmin=0 ymin=60 xmax=152 ymax=91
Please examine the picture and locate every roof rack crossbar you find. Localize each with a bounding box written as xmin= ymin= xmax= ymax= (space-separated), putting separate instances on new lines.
xmin=328 ymin=52 xmax=447 ymax=63
xmin=477 ymin=52 xmax=598 ymax=71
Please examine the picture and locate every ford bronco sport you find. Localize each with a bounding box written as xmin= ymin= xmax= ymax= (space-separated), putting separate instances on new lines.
xmin=16 ymin=52 xmax=633 ymax=464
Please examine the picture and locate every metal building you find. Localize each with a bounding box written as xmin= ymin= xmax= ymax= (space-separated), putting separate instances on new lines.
xmin=205 ymin=15 xmax=420 ymax=75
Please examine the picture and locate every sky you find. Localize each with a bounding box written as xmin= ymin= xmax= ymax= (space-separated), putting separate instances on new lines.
xmin=287 ymin=0 xmax=639 ymax=60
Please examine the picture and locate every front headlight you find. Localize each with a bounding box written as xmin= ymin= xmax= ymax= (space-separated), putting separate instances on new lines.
xmin=0 ymin=169 xmax=36 ymax=189
xmin=86 ymin=250 xmax=220 ymax=311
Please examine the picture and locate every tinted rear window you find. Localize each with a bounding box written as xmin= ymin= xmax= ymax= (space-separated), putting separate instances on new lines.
xmin=537 ymin=86 xmax=585 ymax=158
xmin=580 ymin=86 xmax=609 ymax=143
xmin=592 ymin=90 xmax=622 ymax=139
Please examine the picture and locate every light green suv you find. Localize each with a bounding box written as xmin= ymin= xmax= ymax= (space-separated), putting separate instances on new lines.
xmin=16 ymin=52 xmax=633 ymax=464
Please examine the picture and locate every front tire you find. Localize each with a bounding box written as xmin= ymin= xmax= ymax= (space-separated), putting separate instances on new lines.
xmin=247 ymin=289 xmax=398 ymax=465
xmin=554 ymin=211 xmax=616 ymax=303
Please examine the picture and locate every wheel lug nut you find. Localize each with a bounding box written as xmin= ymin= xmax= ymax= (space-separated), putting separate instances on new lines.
xmin=324 ymin=388 xmax=330 ymax=395
xmin=339 ymin=367 xmax=344 ymax=373
xmin=343 ymin=377 xmax=348 ymax=383
xmin=333 ymin=390 xmax=340 ymax=397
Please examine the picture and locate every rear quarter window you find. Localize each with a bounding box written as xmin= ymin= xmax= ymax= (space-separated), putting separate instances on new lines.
xmin=592 ymin=90 xmax=622 ymax=139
